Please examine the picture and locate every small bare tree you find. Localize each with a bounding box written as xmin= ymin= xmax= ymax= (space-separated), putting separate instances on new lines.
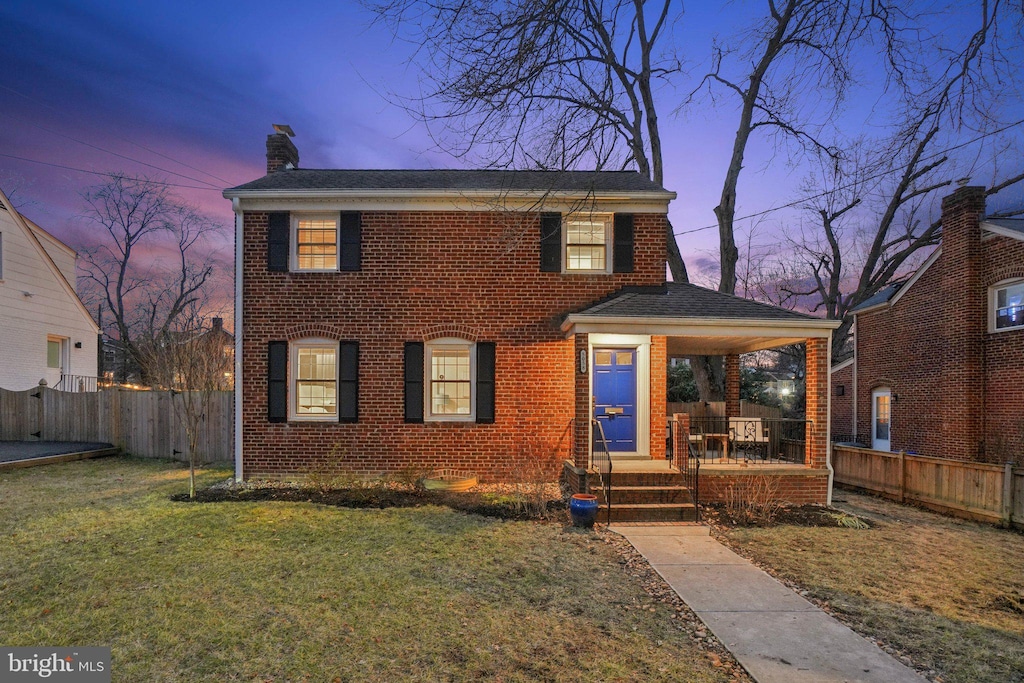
xmin=79 ymin=174 xmax=219 ymax=383
xmin=141 ymin=309 xmax=231 ymax=499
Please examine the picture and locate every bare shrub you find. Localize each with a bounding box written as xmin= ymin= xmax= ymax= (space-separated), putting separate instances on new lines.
xmin=724 ymin=474 xmax=784 ymax=526
xmin=508 ymin=437 xmax=561 ymax=517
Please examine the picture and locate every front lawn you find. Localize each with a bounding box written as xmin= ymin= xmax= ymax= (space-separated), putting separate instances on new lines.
xmin=0 ymin=458 xmax=736 ymax=682
xmin=715 ymin=490 xmax=1024 ymax=683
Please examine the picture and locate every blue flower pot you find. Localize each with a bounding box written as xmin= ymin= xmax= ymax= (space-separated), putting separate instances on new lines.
xmin=570 ymin=493 xmax=599 ymax=528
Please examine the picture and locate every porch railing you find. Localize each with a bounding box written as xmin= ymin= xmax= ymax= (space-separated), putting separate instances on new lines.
xmin=687 ymin=416 xmax=808 ymax=465
xmin=591 ymin=419 xmax=612 ymax=526
xmin=54 ymin=374 xmax=99 ymax=393
xmin=668 ymin=415 xmax=700 ymax=521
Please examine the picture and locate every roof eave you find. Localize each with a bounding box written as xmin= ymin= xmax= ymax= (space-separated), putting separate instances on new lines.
xmin=222 ymin=187 xmax=677 ymax=202
xmin=561 ymin=314 xmax=839 ymax=337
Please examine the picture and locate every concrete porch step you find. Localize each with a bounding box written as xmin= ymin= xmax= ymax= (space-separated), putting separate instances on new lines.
xmin=600 ymin=502 xmax=697 ymax=523
xmin=595 ymin=485 xmax=693 ymax=505
xmin=602 ymin=470 xmax=686 ymax=487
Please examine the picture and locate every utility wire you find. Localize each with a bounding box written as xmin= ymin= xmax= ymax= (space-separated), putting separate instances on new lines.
xmin=0 ymin=84 xmax=234 ymax=187
xmin=674 ymin=117 xmax=1024 ymax=237
xmin=0 ymin=153 xmax=226 ymax=191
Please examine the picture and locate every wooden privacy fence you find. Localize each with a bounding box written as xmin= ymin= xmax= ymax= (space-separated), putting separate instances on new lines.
xmin=0 ymin=386 xmax=232 ymax=463
xmin=667 ymin=401 xmax=782 ymax=419
xmin=833 ymin=445 xmax=1023 ymax=529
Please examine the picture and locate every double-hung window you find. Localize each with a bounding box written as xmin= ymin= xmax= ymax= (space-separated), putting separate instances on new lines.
xmin=293 ymin=215 xmax=339 ymax=271
xmin=291 ymin=340 xmax=337 ymax=420
xmin=564 ymin=216 xmax=611 ymax=272
xmin=992 ymin=279 xmax=1024 ymax=332
xmin=426 ymin=339 xmax=475 ymax=421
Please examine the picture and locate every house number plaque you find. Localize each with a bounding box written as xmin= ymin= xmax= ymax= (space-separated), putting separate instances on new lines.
xmin=578 ymin=350 xmax=588 ymax=374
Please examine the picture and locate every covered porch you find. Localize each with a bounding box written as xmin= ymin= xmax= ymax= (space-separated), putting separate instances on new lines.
xmin=560 ymin=283 xmax=840 ymax=518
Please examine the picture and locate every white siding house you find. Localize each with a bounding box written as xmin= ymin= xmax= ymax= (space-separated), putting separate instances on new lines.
xmin=0 ymin=188 xmax=99 ymax=391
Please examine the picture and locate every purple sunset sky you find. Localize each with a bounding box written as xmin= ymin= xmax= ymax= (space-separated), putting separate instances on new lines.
xmin=2 ymin=0 xmax=1022 ymax=319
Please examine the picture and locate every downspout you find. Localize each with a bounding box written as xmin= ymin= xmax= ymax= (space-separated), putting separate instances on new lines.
xmin=232 ymin=198 xmax=244 ymax=482
xmin=851 ymin=317 xmax=857 ymax=442
xmin=826 ymin=333 xmax=835 ymax=506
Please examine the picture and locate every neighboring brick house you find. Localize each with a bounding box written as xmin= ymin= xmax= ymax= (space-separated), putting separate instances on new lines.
xmin=225 ymin=128 xmax=839 ymax=507
xmin=830 ymin=185 xmax=1024 ymax=464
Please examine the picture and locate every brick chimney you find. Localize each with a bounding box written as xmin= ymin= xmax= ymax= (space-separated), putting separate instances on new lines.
xmin=212 ymin=317 xmax=223 ymax=333
xmin=266 ymin=124 xmax=298 ymax=174
xmin=939 ymin=185 xmax=986 ymax=461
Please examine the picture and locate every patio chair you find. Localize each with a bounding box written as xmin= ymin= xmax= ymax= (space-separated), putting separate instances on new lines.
xmin=729 ymin=417 xmax=770 ymax=460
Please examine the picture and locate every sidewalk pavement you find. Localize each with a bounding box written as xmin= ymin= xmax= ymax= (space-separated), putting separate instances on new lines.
xmin=611 ymin=524 xmax=927 ymax=683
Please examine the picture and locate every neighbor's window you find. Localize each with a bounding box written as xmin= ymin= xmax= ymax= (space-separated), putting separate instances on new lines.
xmin=293 ymin=215 xmax=338 ymax=271
xmin=564 ymin=216 xmax=611 ymax=272
xmin=291 ymin=340 xmax=337 ymax=420
xmin=47 ymin=339 xmax=61 ymax=369
xmin=992 ymin=279 xmax=1024 ymax=332
xmin=426 ymin=339 xmax=475 ymax=420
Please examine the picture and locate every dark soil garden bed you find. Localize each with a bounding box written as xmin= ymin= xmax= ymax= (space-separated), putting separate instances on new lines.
xmin=172 ymin=483 xmax=568 ymax=521
xmin=703 ymin=503 xmax=875 ymax=529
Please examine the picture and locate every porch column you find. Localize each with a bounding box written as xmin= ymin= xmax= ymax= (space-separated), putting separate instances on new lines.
xmin=573 ymin=333 xmax=590 ymax=469
xmin=805 ymin=338 xmax=829 ymax=468
xmin=651 ymin=336 xmax=667 ymax=459
xmin=725 ymin=354 xmax=741 ymax=417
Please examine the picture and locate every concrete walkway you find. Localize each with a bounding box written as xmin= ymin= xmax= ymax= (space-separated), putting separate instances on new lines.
xmin=612 ymin=524 xmax=927 ymax=683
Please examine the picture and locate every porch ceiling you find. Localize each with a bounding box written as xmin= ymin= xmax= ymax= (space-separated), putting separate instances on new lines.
xmin=666 ymin=335 xmax=807 ymax=356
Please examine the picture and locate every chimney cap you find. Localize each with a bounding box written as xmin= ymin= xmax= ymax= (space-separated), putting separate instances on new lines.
xmin=272 ymin=123 xmax=295 ymax=137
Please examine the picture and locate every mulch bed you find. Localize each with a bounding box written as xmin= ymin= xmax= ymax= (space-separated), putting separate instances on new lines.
xmin=172 ymin=483 xmax=567 ymax=522
xmin=702 ymin=503 xmax=876 ymax=528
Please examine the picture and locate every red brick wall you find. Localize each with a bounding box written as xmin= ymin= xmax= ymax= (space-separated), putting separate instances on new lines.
xmin=983 ymin=234 xmax=1024 ymax=463
xmin=241 ymin=210 xmax=666 ymax=480
xmin=853 ymin=188 xmax=1024 ymax=464
xmin=805 ymin=338 xmax=829 ymax=469
xmin=651 ymin=336 xmax=668 ymax=460
xmin=699 ymin=470 xmax=830 ymax=505
xmin=830 ymin=363 xmax=854 ymax=439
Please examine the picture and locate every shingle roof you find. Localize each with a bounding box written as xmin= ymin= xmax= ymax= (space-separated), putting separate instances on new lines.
xmin=850 ymin=282 xmax=905 ymax=313
xmin=571 ymin=283 xmax=821 ymax=322
xmin=226 ymin=169 xmax=670 ymax=194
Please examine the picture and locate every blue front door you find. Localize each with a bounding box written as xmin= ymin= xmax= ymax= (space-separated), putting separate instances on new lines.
xmin=593 ymin=348 xmax=637 ymax=452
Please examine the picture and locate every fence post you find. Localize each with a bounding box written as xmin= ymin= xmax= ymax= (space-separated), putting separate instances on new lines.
xmin=1002 ymin=462 xmax=1014 ymax=528
xmin=898 ymin=450 xmax=906 ymax=504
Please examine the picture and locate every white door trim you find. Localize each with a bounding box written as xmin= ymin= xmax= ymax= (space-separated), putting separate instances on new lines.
xmin=589 ymin=334 xmax=651 ymax=458
xmin=871 ymin=387 xmax=892 ymax=452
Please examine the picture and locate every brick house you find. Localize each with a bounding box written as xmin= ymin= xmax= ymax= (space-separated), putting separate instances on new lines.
xmin=830 ymin=185 xmax=1024 ymax=464
xmin=224 ymin=128 xmax=840 ymax=515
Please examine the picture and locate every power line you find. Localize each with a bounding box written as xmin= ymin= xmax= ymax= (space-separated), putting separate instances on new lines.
xmin=0 ymin=153 xmax=226 ymax=191
xmin=673 ymin=117 xmax=1024 ymax=237
xmin=0 ymin=83 xmax=235 ymax=187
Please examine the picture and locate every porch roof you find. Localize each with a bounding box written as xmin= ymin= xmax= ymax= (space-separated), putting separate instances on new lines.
xmin=561 ymin=283 xmax=840 ymax=355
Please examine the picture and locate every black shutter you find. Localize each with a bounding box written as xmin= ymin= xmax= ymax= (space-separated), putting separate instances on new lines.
xmin=338 ymin=341 xmax=359 ymax=423
xmin=268 ymin=212 xmax=290 ymax=272
xmin=540 ymin=212 xmax=562 ymax=272
xmin=404 ymin=342 xmax=424 ymax=423
xmin=476 ymin=342 xmax=495 ymax=424
xmin=613 ymin=213 xmax=634 ymax=273
xmin=339 ymin=211 xmax=362 ymax=271
xmin=267 ymin=341 xmax=288 ymax=422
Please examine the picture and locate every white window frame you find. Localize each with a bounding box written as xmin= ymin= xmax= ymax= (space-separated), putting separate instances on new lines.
xmin=289 ymin=338 xmax=339 ymax=422
xmin=562 ymin=214 xmax=612 ymax=274
xmin=424 ymin=338 xmax=476 ymax=422
xmin=291 ymin=213 xmax=340 ymax=272
xmin=47 ymin=335 xmax=68 ymax=371
xmin=990 ymin=278 xmax=1024 ymax=333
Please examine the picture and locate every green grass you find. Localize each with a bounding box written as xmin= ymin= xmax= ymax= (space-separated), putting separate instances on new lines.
xmin=0 ymin=457 xmax=731 ymax=682
xmin=718 ymin=491 xmax=1024 ymax=683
